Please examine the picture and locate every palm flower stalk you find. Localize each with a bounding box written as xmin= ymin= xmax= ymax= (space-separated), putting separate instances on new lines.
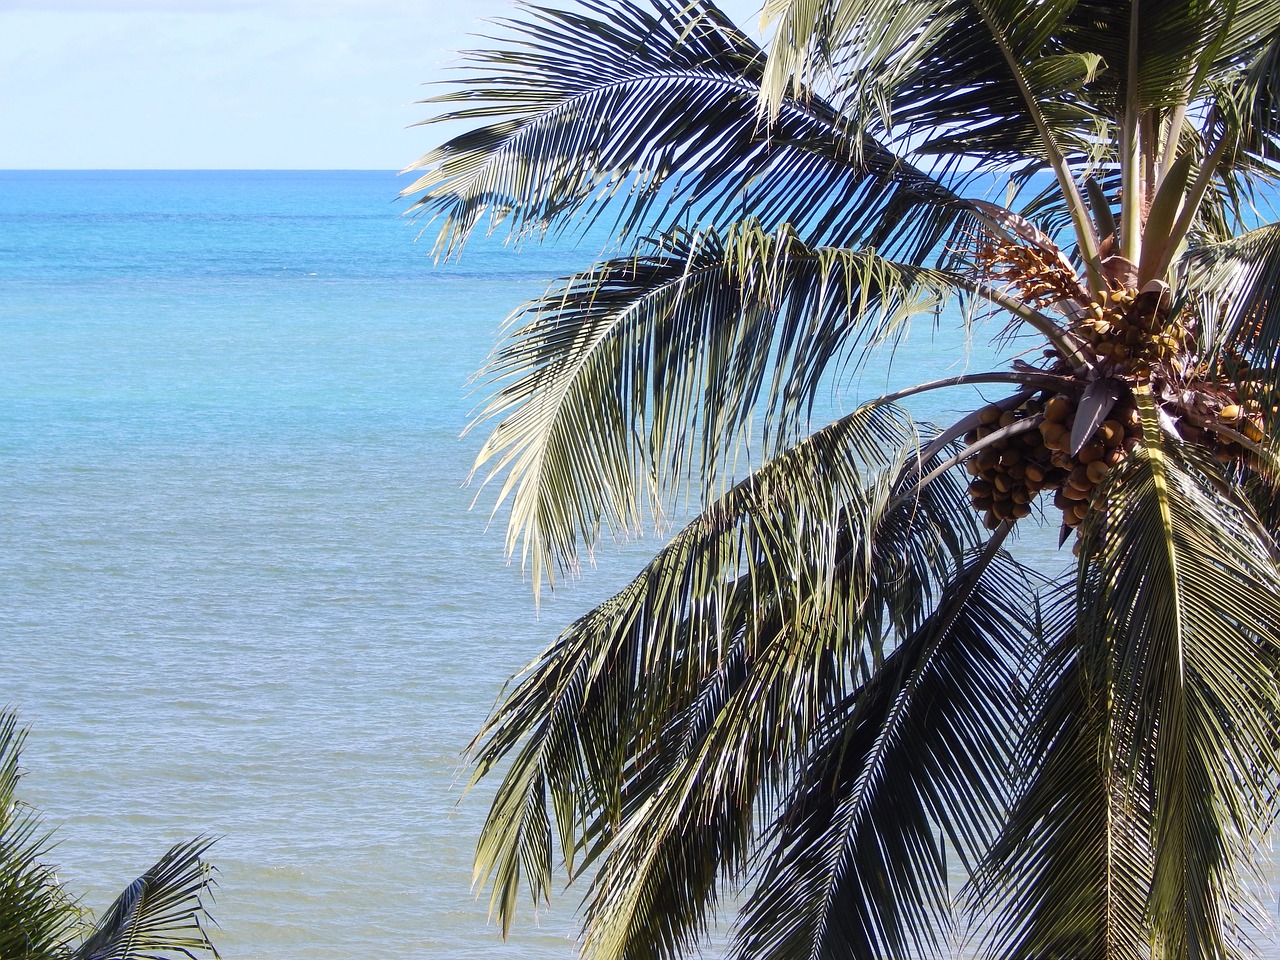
xmin=406 ymin=1 xmax=1280 ymax=957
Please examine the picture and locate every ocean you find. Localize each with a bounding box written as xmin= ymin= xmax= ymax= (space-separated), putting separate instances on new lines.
xmin=0 ymin=170 xmax=1269 ymax=959
xmin=1 ymin=169 xmax=600 ymax=959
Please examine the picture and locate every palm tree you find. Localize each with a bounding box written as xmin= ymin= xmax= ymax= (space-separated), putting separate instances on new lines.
xmin=0 ymin=709 xmax=219 ymax=960
xmin=405 ymin=0 xmax=1280 ymax=956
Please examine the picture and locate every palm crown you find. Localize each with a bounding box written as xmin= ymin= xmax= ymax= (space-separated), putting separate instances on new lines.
xmin=405 ymin=0 xmax=1280 ymax=957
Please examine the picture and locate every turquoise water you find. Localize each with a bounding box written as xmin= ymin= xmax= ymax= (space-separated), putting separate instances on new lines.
xmin=7 ymin=170 xmax=1264 ymax=959
xmin=2 ymin=170 xmax=599 ymax=959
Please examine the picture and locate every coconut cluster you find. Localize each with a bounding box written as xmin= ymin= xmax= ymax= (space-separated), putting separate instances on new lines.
xmin=964 ymin=395 xmax=1141 ymax=535
xmin=1176 ymin=398 xmax=1267 ymax=465
xmin=965 ymin=236 xmax=1272 ymax=539
xmin=975 ymin=241 xmax=1193 ymax=377
xmin=1064 ymin=287 xmax=1194 ymax=376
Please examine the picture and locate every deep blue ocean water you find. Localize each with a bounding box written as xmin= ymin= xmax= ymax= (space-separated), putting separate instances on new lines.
xmin=6 ymin=170 xmax=1265 ymax=959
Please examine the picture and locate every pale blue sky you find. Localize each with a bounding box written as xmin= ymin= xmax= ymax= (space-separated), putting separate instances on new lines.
xmin=1 ymin=0 xmax=762 ymax=169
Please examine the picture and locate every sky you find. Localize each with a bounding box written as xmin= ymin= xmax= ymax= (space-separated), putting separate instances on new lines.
xmin=0 ymin=0 xmax=763 ymax=169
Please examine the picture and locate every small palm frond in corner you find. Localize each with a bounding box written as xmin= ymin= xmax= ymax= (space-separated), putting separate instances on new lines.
xmin=0 ymin=709 xmax=84 ymax=960
xmin=0 ymin=708 xmax=219 ymax=960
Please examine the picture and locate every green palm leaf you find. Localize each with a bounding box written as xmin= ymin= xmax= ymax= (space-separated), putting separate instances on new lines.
xmin=404 ymin=0 xmax=973 ymax=260
xmin=984 ymin=433 xmax=1280 ymax=959
xmin=0 ymin=712 xmax=83 ymax=960
xmin=73 ymin=839 xmax=219 ymax=960
xmin=470 ymin=222 xmax=956 ymax=585
xmin=1083 ymin=437 xmax=1280 ymax=957
xmin=975 ymin=588 xmax=1155 ymax=960
xmin=0 ymin=711 xmax=218 ymax=960
xmin=469 ymin=402 xmax=984 ymax=957
xmin=761 ymin=0 xmax=1099 ymax=159
xmin=416 ymin=1 xmax=1280 ymax=957
xmin=1183 ymin=221 xmax=1280 ymax=386
xmin=1236 ymin=25 xmax=1280 ymax=163
xmin=732 ymin=540 xmax=1035 ymax=960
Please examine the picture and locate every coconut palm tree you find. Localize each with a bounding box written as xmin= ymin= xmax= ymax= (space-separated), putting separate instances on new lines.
xmin=0 ymin=709 xmax=219 ymax=960
xmin=405 ymin=0 xmax=1280 ymax=956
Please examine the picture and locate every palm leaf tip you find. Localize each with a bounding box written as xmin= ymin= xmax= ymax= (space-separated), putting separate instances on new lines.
xmin=0 ymin=709 xmax=87 ymax=958
xmin=75 ymin=836 xmax=221 ymax=960
xmin=0 ymin=711 xmax=220 ymax=960
xmin=469 ymin=223 xmax=956 ymax=589
xmin=468 ymin=400 xmax=989 ymax=958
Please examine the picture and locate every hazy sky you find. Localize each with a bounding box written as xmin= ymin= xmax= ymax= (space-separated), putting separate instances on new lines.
xmin=1 ymin=0 xmax=763 ymax=169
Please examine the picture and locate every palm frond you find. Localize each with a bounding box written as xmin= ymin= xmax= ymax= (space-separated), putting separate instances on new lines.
xmin=1182 ymin=220 xmax=1280 ymax=393
xmin=470 ymin=222 xmax=957 ymax=585
xmin=975 ymin=585 xmax=1155 ymax=960
xmin=985 ymin=435 xmax=1280 ymax=959
xmin=1240 ymin=24 xmax=1280 ymax=164
xmin=403 ymin=0 xmax=973 ymax=259
xmin=731 ymin=539 xmax=1034 ymax=960
xmin=73 ymin=838 xmax=219 ymax=960
xmin=1081 ymin=433 xmax=1280 ymax=958
xmin=763 ymin=0 xmax=1101 ymax=163
xmin=421 ymin=2 xmax=1280 ymax=958
xmin=468 ymin=401 xmax=985 ymax=955
xmin=0 ymin=710 xmax=85 ymax=960
xmin=1214 ymin=0 xmax=1280 ymax=72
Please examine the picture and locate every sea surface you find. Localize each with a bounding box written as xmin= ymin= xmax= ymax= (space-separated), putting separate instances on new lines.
xmin=0 ymin=170 xmax=1271 ymax=959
